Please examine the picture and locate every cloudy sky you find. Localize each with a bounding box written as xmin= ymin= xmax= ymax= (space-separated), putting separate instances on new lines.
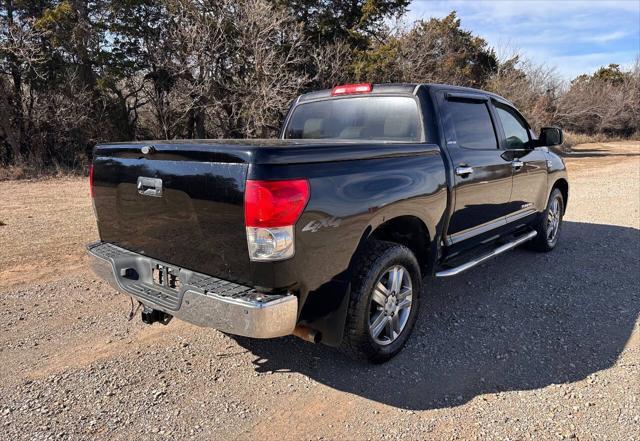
xmin=407 ymin=0 xmax=640 ymax=80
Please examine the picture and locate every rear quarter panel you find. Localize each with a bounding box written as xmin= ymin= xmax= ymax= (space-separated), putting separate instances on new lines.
xmin=249 ymin=146 xmax=448 ymax=314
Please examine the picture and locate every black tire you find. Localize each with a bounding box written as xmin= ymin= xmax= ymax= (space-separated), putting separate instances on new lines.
xmin=528 ymin=188 xmax=565 ymax=252
xmin=340 ymin=240 xmax=422 ymax=363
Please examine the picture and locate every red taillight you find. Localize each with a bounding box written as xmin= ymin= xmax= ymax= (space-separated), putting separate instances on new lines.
xmin=89 ymin=164 xmax=95 ymax=198
xmin=245 ymin=179 xmax=310 ymax=227
xmin=331 ymin=83 xmax=372 ymax=96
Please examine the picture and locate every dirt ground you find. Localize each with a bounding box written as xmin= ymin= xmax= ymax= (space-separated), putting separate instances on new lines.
xmin=0 ymin=141 xmax=638 ymax=440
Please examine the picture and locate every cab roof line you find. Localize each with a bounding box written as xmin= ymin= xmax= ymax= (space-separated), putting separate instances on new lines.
xmin=298 ymin=83 xmax=417 ymax=102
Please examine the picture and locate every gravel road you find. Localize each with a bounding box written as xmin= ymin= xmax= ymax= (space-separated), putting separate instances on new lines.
xmin=0 ymin=141 xmax=638 ymax=440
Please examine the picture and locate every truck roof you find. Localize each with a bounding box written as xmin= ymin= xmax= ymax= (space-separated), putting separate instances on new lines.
xmin=298 ymin=83 xmax=510 ymax=104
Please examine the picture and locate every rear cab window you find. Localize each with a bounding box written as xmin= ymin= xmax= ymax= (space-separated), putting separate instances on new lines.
xmin=283 ymin=96 xmax=422 ymax=142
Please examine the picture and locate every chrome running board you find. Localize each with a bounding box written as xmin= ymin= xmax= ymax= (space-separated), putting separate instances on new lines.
xmin=435 ymin=230 xmax=537 ymax=278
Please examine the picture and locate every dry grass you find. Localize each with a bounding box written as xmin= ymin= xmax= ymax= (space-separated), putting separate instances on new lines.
xmin=562 ymin=130 xmax=640 ymax=151
xmin=0 ymin=162 xmax=85 ymax=182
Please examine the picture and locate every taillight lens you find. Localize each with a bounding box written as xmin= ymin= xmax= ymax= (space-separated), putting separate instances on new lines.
xmin=89 ymin=164 xmax=95 ymax=198
xmin=244 ymin=179 xmax=309 ymax=261
xmin=245 ymin=179 xmax=309 ymax=227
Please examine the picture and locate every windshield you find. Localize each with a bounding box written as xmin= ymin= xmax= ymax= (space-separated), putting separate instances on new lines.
xmin=283 ymin=96 xmax=422 ymax=141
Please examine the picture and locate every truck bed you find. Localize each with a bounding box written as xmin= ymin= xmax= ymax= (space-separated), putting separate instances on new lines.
xmin=91 ymin=140 xmax=442 ymax=287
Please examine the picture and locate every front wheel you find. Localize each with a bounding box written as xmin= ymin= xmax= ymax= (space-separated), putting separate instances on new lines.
xmin=528 ymin=188 xmax=565 ymax=252
xmin=340 ymin=240 xmax=422 ymax=363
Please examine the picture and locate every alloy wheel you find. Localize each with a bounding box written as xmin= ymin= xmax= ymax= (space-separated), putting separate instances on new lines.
xmin=368 ymin=265 xmax=413 ymax=345
xmin=547 ymin=197 xmax=561 ymax=244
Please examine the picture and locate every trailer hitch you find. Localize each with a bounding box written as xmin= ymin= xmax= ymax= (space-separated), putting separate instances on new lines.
xmin=141 ymin=306 xmax=173 ymax=325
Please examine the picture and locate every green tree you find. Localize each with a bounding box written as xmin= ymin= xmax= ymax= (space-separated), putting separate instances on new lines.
xmin=592 ymin=63 xmax=627 ymax=85
xmin=272 ymin=0 xmax=409 ymax=49
xmin=353 ymin=12 xmax=498 ymax=87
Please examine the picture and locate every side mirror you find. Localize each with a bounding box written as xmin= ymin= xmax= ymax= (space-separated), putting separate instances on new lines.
xmin=539 ymin=127 xmax=563 ymax=146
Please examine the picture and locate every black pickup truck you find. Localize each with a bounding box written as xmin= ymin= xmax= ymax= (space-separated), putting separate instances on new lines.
xmin=88 ymin=83 xmax=568 ymax=362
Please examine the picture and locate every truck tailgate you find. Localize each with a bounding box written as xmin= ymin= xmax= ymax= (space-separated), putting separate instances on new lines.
xmin=92 ymin=143 xmax=250 ymax=284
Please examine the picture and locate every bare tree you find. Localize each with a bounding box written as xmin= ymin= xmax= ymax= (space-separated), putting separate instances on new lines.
xmin=310 ymin=41 xmax=356 ymax=89
xmin=1 ymin=2 xmax=637 ymax=173
xmin=486 ymin=50 xmax=561 ymax=131
xmin=223 ymin=0 xmax=308 ymax=137
xmin=556 ymin=61 xmax=639 ymax=136
xmin=138 ymin=0 xmax=308 ymax=140
xmin=0 ymin=10 xmax=44 ymax=162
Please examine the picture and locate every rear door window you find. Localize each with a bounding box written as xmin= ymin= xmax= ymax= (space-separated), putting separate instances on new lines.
xmin=447 ymin=100 xmax=498 ymax=150
xmin=284 ymin=96 xmax=421 ymax=141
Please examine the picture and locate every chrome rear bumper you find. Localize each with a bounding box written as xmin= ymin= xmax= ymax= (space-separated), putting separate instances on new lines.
xmin=87 ymin=242 xmax=297 ymax=338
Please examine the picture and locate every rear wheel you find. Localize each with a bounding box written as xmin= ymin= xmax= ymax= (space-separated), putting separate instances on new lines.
xmin=528 ymin=188 xmax=564 ymax=252
xmin=340 ymin=240 xmax=421 ymax=363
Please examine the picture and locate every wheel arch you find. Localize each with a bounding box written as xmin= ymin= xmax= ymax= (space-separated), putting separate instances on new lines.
xmin=355 ymin=215 xmax=433 ymax=275
xmin=552 ymin=178 xmax=569 ymax=213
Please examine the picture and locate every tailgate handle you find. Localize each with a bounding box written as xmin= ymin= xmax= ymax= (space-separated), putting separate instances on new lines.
xmin=137 ymin=177 xmax=163 ymax=197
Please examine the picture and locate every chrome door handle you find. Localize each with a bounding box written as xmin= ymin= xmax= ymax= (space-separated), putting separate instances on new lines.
xmin=455 ymin=166 xmax=474 ymax=177
xmin=512 ymin=160 xmax=524 ymax=170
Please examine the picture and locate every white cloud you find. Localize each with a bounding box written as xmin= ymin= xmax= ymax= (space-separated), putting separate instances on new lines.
xmin=583 ymin=30 xmax=629 ymax=44
xmin=406 ymin=0 xmax=640 ymax=79
xmin=409 ymin=0 xmax=640 ymax=20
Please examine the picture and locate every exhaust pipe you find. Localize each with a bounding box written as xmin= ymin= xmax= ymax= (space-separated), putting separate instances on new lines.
xmin=292 ymin=326 xmax=320 ymax=344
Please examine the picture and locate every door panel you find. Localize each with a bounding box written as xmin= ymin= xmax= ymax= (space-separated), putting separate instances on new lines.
xmin=439 ymin=93 xmax=514 ymax=242
xmin=509 ymin=149 xmax=548 ymax=215
xmin=447 ymin=149 xmax=514 ymax=236
xmin=492 ymin=101 xmax=548 ymax=217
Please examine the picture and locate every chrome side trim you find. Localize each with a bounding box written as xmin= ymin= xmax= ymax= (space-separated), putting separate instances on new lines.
xmin=87 ymin=242 xmax=298 ymax=338
xmin=445 ymin=208 xmax=538 ymax=246
xmin=506 ymin=208 xmax=537 ymax=224
xmin=445 ymin=217 xmax=507 ymax=246
xmin=436 ymin=230 xmax=537 ymax=277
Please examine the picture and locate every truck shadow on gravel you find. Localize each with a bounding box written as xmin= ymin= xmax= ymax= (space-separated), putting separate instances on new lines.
xmin=234 ymin=221 xmax=640 ymax=410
